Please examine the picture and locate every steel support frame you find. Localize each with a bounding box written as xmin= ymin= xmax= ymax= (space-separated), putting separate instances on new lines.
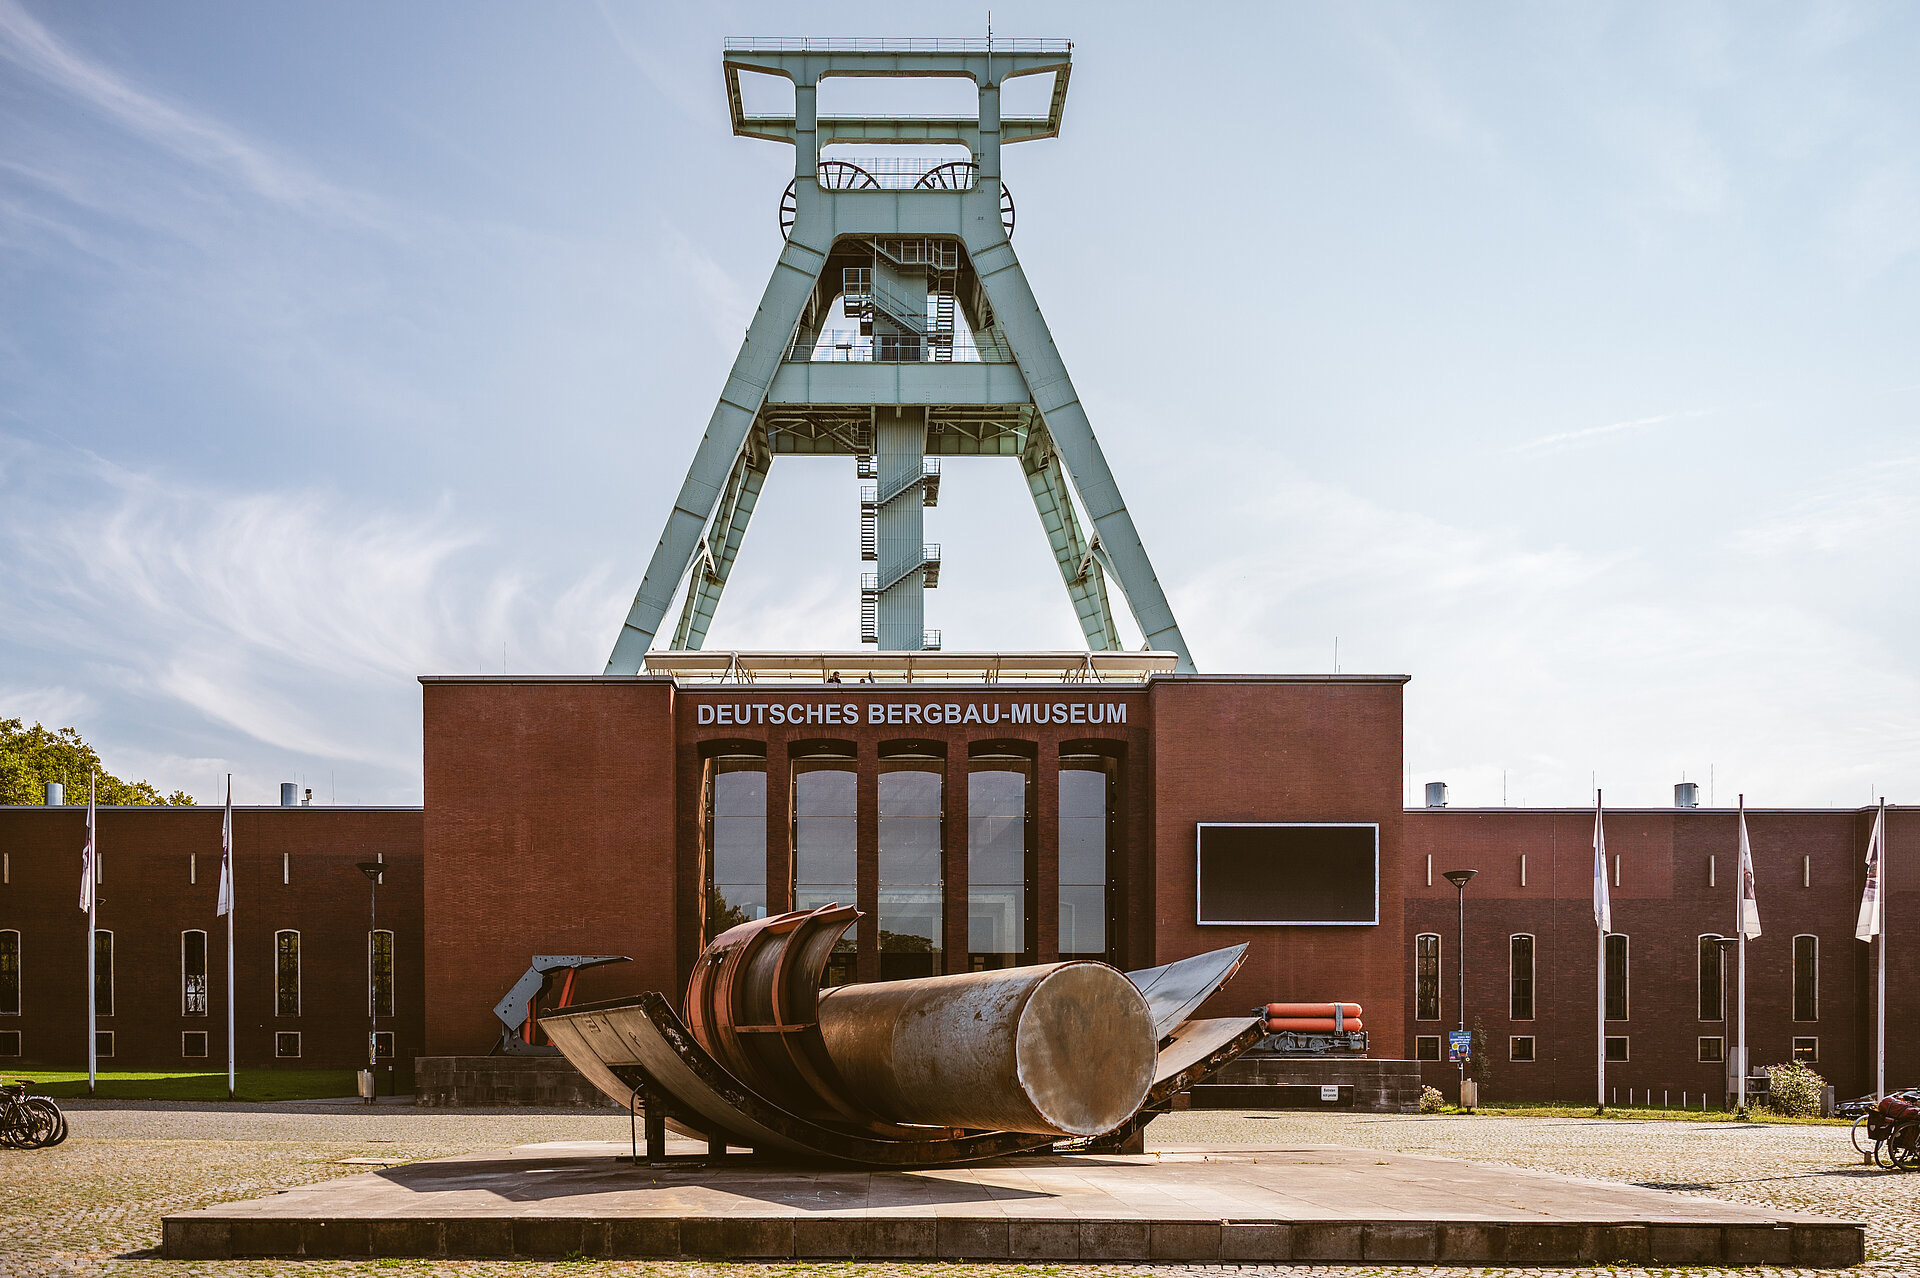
xmin=1021 ymin=425 xmax=1121 ymax=652
xmin=670 ymin=426 xmax=771 ymax=650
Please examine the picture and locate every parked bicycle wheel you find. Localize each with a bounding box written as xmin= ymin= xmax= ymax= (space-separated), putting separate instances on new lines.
xmin=1852 ymin=1113 xmax=1875 ymax=1154
xmin=1892 ymin=1121 xmax=1920 ymax=1171
xmin=25 ymin=1097 xmax=68 ymax=1147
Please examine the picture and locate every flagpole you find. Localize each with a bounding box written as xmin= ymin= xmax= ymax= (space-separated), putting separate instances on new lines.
xmin=87 ymin=771 xmax=97 ymax=1097
xmin=1595 ymin=789 xmax=1606 ymax=1112
xmin=1877 ymin=796 xmax=1886 ymax=1101
xmin=225 ymin=775 xmax=236 ymax=1101
xmin=1736 ymin=793 xmax=1748 ymax=1119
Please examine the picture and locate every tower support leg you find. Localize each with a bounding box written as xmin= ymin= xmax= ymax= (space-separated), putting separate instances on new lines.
xmin=671 ymin=427 xmax=771 ymax=650
xmin=605 ymin=235 xmax=829 ymax=673
xmin=1021 ymin=426 xmax=1121 ymax=651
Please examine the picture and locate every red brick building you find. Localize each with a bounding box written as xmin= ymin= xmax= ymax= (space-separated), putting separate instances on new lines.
xmin=0 ymin=657 xmax=1910 ymax=1103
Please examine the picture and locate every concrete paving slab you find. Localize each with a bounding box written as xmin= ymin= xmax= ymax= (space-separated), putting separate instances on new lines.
xmin=162 ymin=1138 xmax=1867 ymax=1265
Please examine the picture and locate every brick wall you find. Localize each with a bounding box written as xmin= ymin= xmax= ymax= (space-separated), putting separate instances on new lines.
xmin=0 ymin=806 xmax=422 ymax=1071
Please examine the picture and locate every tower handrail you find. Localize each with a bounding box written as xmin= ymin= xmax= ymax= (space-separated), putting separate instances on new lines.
xmin=725 ymin=36 xmax=1070 ymax=53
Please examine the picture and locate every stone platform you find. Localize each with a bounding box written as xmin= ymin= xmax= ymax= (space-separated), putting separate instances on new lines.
xmin=162 ymin=1139 xmax=1864 ymax=1265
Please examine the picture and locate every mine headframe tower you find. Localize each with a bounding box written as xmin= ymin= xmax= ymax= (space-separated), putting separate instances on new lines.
xmin=604 ymin=37 xmax=1194 ymax=672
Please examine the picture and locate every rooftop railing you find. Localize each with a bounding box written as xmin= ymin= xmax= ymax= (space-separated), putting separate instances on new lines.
xmin=725 ymin=37 xmax=1071 ymax=53
xmin=817 ymin=156 xmax=978 ymax=190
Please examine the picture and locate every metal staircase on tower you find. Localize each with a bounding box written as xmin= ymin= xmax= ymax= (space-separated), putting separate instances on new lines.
xmin=602 ymin=37 xmax=1193 ymax=670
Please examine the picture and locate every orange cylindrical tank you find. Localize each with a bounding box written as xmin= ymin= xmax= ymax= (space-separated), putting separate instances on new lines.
xmin=1265 ymin=1002 xmax=1362 ymax=1018
xmin=1264 ymin=1017 xmax=1365 ymax=1032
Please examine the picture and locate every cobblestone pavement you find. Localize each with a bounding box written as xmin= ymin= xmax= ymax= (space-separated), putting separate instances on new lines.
xmin=0 ymin=1102 xmax=1909 ymax=1277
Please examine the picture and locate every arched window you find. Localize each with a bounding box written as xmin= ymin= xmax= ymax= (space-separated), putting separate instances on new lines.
xmin=1059 ymin=754 xmax=1117 ymax=963
xmin=95 ymin=930 xmax=114 ymax=1017
xmin=274 ymin=930 xmax=300 ymax=1016
xmin=1792 ymin=935 xmax=1818 ymax=1022
xmin=704 ymin=753 xmax=768 ymax=941
xmin=1508 ymin=934 xmax=1535 ymax=1021
xmin=1604 ymin=933 xmax=1628 ymax=1021
xmin=793 ymin=751 xmax=858 ymax=986
xmin=879 ymin=751 xmax=944 ymax=980
xmin=181 ymin=930 xmax=208 ymax=1016
xmin=968 ymin=750 xmax=1035 ymax=970
xmin=1415 ymin=934 xmax=1441 ymax=1020
xmin=369 ymin=930 xmax=394 ymax=1018
xmin=1697 ymin=935 xmax=1725 ymax=1021
xmin=0 ymin=930 xmax=19 ymax=1017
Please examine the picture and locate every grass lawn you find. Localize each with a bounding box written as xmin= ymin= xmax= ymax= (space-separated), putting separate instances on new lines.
xmin=5 ymin=1069 xmax=360 ymax=1101
xmin=1459 ymin=1100 xmax=1847 ymax=1125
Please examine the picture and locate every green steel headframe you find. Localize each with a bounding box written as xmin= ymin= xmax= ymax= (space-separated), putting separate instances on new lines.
xmin=604 ymin=37 xmax=1194 ymax=672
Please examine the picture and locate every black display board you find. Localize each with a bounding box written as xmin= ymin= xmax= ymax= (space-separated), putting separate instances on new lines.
xmin=1196 ymin=823 xmax=1378 ymax=925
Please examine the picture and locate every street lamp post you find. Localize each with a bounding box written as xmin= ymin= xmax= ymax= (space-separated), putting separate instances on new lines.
xmin=1443 ymin=869 xmax=1478 ymax=1110
xmin=355 ymin=861 xmax=383 ymax=1104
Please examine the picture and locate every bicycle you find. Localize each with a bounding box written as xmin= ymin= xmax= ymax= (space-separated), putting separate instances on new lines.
xmin=1864 ymin=1091 xmax=1920 ymax=1171
xmin=0 ymin=1081 xmax=67 ymax=1150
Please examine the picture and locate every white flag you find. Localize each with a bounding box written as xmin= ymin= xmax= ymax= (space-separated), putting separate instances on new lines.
xmin=78 ymin=775 xmax=96 ymax=913
xmin=1738 ymin=807 xmax=1762 ymax=939
xmin=216 ymin=775 xmax=234 ymax=917
xmin=1592 ymin=792 xmax=1611 ymax=933
xmin=1856 ymin=806 xmax=1885 ymax=942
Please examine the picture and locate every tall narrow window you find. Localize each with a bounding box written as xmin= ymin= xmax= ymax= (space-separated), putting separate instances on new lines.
xmin=95 ymin=930 xmax=114 ymax=1017
xmin=793 ymin=755 xmax=857 ymax=986
xmin=369 ymin=929 xmax=394 ymax=1018
xmin=1059 ymin=757 xmax=1113 ymax=962
xmin=274 ymin=930 xmax=301 ymax=1016
xmin=0 ymin=931 xmax=19 ymax=1017
xmin=1509 ymin=934 xmax=1535 ymax=1021
xmin=968 ymin=754 xmax=1034 ymax=970
xmin=1604 ymin=933 xmax=1628 ymax=1021
xmin=704 ymin=755 xmax=768 ymax=940
xmin=181 ymin=930 xmax=208 ymax=1016
xmin=1793 ymin=935 xmax=1818 ymax=1021
xmin=1414 ymin=933 xmax=1440 ymax=1020
xmin=878 ymin=756 xmax=943 ymax=980
xmin=1697 ymin=935 xmax=1725 ymax=1021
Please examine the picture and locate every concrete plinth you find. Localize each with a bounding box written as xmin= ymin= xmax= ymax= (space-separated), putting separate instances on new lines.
xmin=161 ymin=1140 xmax=1864 ymax=1266
xmin=1190 ymin=1055 xmax=1424 ymax=1112
xmin=413 ymin=1056 xmax=615 ymax=1108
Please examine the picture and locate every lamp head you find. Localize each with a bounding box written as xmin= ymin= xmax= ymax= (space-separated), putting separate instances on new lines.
xmin=355 ymin=861 xmax=384 ymax=882
xmin=1442 ymin=869 xmax=1478 ymax=890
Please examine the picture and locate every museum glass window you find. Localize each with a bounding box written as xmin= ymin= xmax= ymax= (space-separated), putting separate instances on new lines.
xmin=1414 ymin=933 xmax=1440 ymax=1020
xmin=181 ymin=930 xmax=208 ymax=1016
xmin=1058 ymin=755 xmax=1114 ymax=962
xmin=1793 ymin=935 xmax=1818 ymax=1021
xmin=968 ymin=752 xmax=1034 ymax=969
xmin=1508 ymin=934 xmax=1534 ymax=1021
xmin=793 ymin=753 xmax=858 ymax=985
xmin=274 ymin=930 xmax=300 ymax=1016
xmin=1604 ymin=933 xmax=1628 ymax=1021
xmin=878 ymin=754 xmax=944 ymax=980
xmin=704 ymin=754 xmax=768 ymax=940
xmin=1699 ymin=1036 xmax=1724 ymax=1063
xmin=1697 ymin=935 xmax=1725 ymax=1021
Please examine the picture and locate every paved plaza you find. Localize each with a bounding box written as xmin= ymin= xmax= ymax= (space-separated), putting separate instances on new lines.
xmin=1 ymin=1103 xmax=1912 ymax=1277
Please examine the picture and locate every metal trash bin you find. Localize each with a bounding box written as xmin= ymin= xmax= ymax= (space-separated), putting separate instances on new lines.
xmin=357 ymin=1069 xmax=376 ymax=1101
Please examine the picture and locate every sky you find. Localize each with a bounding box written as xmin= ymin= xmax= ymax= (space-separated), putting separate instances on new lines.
xmin=1 ymin=1 xmax=1916 ymax=810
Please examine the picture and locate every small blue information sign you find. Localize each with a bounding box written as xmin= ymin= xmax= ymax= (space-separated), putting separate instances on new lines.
xmin=1447 ymin=1030 xmax=1471 ymax=1062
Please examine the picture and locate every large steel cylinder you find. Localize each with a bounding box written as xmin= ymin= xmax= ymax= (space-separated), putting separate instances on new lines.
xmin=814 ymin=960 xmax=1155 ymax=1136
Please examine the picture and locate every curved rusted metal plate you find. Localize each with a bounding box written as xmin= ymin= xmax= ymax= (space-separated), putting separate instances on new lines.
xmin=1125 ymin=943 xmax=1249 ymax=1040
xmin=544 ymin=993 xmax=1058 ymax=1166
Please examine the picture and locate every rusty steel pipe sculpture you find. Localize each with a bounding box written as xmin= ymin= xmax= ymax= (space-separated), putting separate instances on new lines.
xmin=542 ymin=904 xmax=1258 ymax=1166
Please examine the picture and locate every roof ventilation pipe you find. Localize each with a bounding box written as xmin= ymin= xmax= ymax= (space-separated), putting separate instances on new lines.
xmin=280 ymin=782 xmax=299 ymax=807
xmin=1424 ymin=781 xmax=1448 ymax=809
xmin=44 ymin=781 xmax=64 ymax=805
xmin=1675 ymin=781 xmax=1700 ymax=808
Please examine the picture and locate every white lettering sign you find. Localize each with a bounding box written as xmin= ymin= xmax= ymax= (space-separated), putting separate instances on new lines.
xmin=694 ymin=698 xmax=1128 ymax=727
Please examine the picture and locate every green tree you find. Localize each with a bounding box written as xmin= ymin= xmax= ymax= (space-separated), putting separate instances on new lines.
xmin=0 ymin=718 xmax=196 ymax=806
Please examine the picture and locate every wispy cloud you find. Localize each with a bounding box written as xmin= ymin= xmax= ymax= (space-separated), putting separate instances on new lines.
xmin=0 ymin=437 xmax=627 ymax=783
xmin=0 ymin=0 xmax=376 ymax=224
xmin=1510 ymin=408 xmax=1716 ymax=455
